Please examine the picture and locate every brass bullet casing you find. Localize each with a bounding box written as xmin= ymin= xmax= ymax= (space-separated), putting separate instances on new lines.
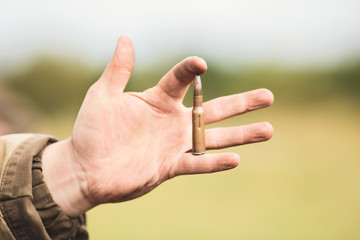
xmin=192 ymin=75 xmax=205 ymax=155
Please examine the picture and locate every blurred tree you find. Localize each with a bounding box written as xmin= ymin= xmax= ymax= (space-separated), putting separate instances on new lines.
xmin=3 ymin=55 xmax=360 ymax=116
xmin=333 ymin=59 xmax=360 ymax=100
xmin=5 ymin=56 xmax=100 ymax=114
xmin=0 ymin=82 xmax=37 ymax=135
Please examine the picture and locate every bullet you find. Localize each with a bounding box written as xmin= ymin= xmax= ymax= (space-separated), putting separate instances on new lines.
xmin=192 ymin=75 xmax=205 ymax=155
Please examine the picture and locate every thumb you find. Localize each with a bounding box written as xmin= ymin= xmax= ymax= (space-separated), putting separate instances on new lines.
xmin=101 ymin=36 xmax=135 ymax=92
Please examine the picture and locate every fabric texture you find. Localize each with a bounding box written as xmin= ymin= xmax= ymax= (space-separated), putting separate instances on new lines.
xmin=0 ymin=134 xmax=88 ymax=240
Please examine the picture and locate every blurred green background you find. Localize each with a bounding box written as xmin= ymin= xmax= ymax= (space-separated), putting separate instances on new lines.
xmin=1 ymin=1 xmax=360 ymax=239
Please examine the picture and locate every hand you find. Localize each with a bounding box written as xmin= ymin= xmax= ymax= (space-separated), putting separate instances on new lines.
xmin=42 ymin=36 xmax=274 ymax=217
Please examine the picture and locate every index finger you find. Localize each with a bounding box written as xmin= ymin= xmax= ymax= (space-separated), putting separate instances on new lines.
xmin=157 ymin=56 xmax=207 ymax=101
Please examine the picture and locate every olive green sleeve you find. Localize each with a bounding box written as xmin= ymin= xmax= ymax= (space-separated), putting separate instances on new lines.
xmin=0 ymin=134 xmax=88 ymax=240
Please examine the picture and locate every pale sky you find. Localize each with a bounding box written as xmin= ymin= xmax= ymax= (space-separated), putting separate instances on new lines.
xmin=1 ymin=0 xmax=360 ymax=69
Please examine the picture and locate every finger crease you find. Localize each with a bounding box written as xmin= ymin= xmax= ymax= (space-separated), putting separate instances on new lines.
xmin=239 ymin=127 xmax=245 ymax=145
xmin=241 ymin=94 xmax=250 ymax=112
xmin=213 ymin=102 xmax=223 ymax=122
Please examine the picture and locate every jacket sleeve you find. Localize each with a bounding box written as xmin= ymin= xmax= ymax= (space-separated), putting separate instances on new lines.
xmin=0 ymin=134 xmax=88 ymax=240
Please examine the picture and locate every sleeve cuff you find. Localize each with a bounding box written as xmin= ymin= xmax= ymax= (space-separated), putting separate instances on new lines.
xmin=0 ymin=134 xmax=88 ymax=240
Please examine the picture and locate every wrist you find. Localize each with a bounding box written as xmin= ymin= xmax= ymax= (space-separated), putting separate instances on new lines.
xmin=42 ymin=138 xmax=95 ymax=217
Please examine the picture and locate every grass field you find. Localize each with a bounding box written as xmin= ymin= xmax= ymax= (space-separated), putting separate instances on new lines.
xmin=37 ymin=98 xmax=360 ymax=239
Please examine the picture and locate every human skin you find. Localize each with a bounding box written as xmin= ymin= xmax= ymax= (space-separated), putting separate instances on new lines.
xmin=42 ymin=36 xmax=274 ymax=217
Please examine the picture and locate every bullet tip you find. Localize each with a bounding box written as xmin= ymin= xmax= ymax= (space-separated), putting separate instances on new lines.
xmin=194 ymin=75 xmax=202 ymax=96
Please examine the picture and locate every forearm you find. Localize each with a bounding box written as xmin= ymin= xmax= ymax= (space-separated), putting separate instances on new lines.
xmin=42 ymin=138 xmax=95 ymax=217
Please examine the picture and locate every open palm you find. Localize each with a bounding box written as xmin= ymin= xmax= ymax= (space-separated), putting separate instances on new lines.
xmin=43 ymin=36 xmax=273 ymax=217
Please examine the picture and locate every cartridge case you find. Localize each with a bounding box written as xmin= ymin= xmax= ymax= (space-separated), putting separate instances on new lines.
xmin=192 ymin=76 xmax=205 ymax=154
